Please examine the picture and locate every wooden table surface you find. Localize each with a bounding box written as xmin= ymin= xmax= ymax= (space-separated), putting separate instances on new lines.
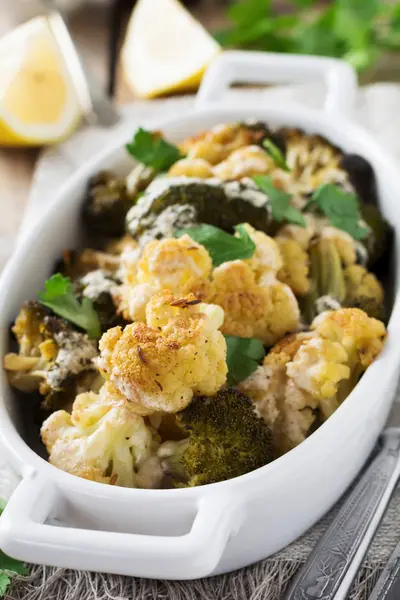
xmin=0 ymin=1 xmax=223 ymax=244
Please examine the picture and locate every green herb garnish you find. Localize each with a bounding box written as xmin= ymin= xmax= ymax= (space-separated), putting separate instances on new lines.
xmin=225 ymin=335 xmax=265 ymax=386
xmin=253 ymin=175 xmax=306 ymax=227
xmin=39 ymin=274 xmax=101 ymax=339
xmin=215 ymin=0 xmax=400 ymax=73
xmin=263 ymin=139 xmax=290 ymax=172
xmin=0 ymin=498 xmax=29 ymax=596
xmin=306 ymin=184 xmax=369 ymax=240
xmin=175 ymin=223 xmax=256 ymax=267
xmin=126 ymin=128 xmax=182 ymax=172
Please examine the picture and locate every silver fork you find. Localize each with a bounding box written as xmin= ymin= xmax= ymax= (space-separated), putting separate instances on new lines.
xmin=284 ymin=403 xmax=400 ymax=600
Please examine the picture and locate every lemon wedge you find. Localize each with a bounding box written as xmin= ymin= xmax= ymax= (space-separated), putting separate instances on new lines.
xmin=0 ymin=16 xmax=84 ymax=146
xmin=121 ymin=0 xmax=221 ymax=99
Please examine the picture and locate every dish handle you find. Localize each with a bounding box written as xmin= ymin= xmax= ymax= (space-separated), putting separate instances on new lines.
xmin=196 ymin=50 xmax=357 ymax=116
xmin=0 ymin=471 xmax=244 ymax=579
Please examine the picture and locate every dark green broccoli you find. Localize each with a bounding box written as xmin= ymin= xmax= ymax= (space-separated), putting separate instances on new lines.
xmin=360 ymin=203 xmax=393 ymax=270
xmin=83 ymin=171 xmax=137 ymax=238
xmin=340 ymin=154 xmax=378 ymax=206
xmin=126 ymin=180 xmax=272 ymax=243
xmin=4 ymin=302 xmax=99 ymax=411
xmin=75 ymin=269 xmax=128 ymax=333
xmin=158 ymin=388 xmax=274 ymax=487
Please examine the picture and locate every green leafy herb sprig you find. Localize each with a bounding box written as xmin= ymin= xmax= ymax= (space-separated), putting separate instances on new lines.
xmin=225 ymin=335 xmax=265 ymax=386
xmin=39 ymin=274 xmax=101 ymax=339
xmin=253 ymin=175 xmax=306 ymax=227
xmin=126 ymin=128 xmax=183 ymax=172
xmin=175 ymin=223 xmax=256 ymax=267
xmin=263 ymin=139 xmax=290 ymax=172
xmin=306 ymin=184 xmax=369 ymax=240
xmin=215 ymin=0 xmax=400 ymax=73
xmin=0 ymin=499 xmax=29 ymax=596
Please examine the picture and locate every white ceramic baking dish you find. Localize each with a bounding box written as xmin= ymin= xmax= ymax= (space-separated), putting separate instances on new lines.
xmin=0 ymin=51 xmax=400 ymax=581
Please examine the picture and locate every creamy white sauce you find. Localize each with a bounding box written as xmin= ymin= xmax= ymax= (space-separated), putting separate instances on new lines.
xmin=46 ymin=331 xmax=98 ymax=389
xmin=81 ymin=270 xmax=118 ymax=299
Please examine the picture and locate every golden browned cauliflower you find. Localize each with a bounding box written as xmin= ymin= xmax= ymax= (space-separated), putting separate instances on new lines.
xmin=275 ymin=237 xmax=310 ymax=296
xmin=116 ymin=235 xmax=212 ymax=322
xmin=99 ymin=291 xmax=227 ymax=414
xmin=239 ymin=308 xmax=386 ymax=453
xmin=179 ymin=123 xmax=257 ymax=163
xmin=168 ymin=158 xmax=213 ymax=179
xmin=241 ymin=223 xmax=283 ymax=281
xmin=344 ymin=264 xmax=384 ymax=319
xmin=212 ymin=145 xmax=274 ymax=180
xmin=277 ymin=215 xmax=357 ymax=267
xmin=277 ymin=214 xmax=317 ymax=250
xmin=208 ymin=260 xmax=300 ymax=345
xmin=40 ymin=383 xmax=156 ymax=487
xmin=312 ymin=307 xmax=386 ymax=369
xmin=320 ymin=226 xmax=357 ymax=266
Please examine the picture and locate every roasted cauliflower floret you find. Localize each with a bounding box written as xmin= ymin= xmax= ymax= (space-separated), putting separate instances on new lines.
xmin=277 ymin=214 xmax=317 ymax=250
xmin=240 ymin=308 xmax=386 ymax=453
xmin=213 ymin=145 xmax=274 ymax=180
xmin=240 ymin=223 xmax=282 ymax=281
xmin=312 ymin=308 xmax=386 ymax=369
xmin=286 ymin=337 xmax=350 ymax=400
xmin=209 ymin=260 xmax=300 ymax=345
xmin=344 ymin=264 xmax=384 ymax=319
xmin=99 ymin=291 xmax=227 ymax=414
xmin=276 ymin=237 xmax=310 ymax=296
xmin=136 ymin=234 xmax=212 ymax=292
xmin=41 ymin=385 xmax=155 ymax=487
xmin=320 ymin=226 xmax=357 ymax=266
xmin=116 ymin=235 xmax=212 ymax=322
xmin=168 ymin=158 xmax=213 ymax=179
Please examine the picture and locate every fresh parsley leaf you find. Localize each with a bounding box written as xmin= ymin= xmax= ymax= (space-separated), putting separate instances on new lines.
xmin=0 ymin=553 xmax=29 ymax=576
xmin=253 ymin=175 xmax=306 ymax=227
xmin=307 ymin=184 xmax=369 ymax=240
xmin=0 ymin=573 xmax=11 ymax=596
xmin=38 ymin=273 xmax=101 ymax=339
xmin=126 ymin=128 xmax=182 ymax=173
xmin=0 ymin=498 xmax=29 ymax=596
xmin=262 ymin=139 xmax=290 ymax=171
xmin=216 ymin=0 xmax=400 ymax=73
xmin=174 ymin=223 xmax=256 ymax=267
xmin=225 ymin=335 xmax=265 ymax=386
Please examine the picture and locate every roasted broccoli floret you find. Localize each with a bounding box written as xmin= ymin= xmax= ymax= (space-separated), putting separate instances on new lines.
xmin=4 ymin=303 xmax=99 ymax=410
xmin=83 ymin=171 xmax=136 ymax=238
xmin=340 ymin=154 xmax=378 ymax=206
xmin=158 ymin=388 xmax=274 ymax=487
xmin=126 ymin=178 xmax=272 ymax=243
xmin=76 ymin=269 xmax=127 ymax=332
xmin=360 ymin=203 xmax=393 ymax=270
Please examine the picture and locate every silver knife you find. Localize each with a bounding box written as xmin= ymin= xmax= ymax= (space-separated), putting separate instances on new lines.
xmin=284 ymin=403 xmax=400 ymax=600
xmin=367 ymin=524 xmax=400 ymax=599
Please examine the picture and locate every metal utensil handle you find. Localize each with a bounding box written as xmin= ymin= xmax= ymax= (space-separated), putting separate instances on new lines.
xmin=284 ymin=429 xmax=400 ymax=600
xmin=367 ymin=534 xmax=400 ymax=599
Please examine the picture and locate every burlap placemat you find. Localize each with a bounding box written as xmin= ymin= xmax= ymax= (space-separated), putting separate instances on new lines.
xmin=2 ymin=84 xmax=400 ymax=599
